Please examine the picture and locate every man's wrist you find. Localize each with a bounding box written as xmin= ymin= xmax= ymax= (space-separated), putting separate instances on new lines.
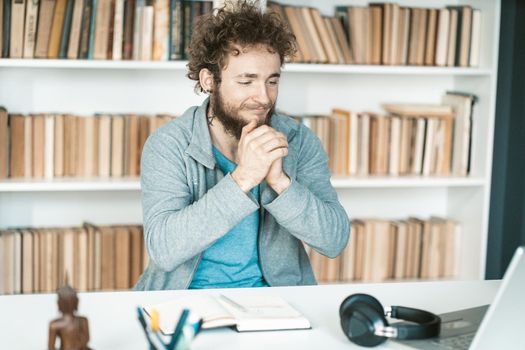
xmin=267 ymin=174 xmax=291 ymax=195
xmin=231 ymin=168 xmax=256 ymax=193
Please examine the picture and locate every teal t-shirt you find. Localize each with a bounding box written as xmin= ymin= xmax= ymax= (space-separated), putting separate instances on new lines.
xmin=189 ymin=146 xmax=268 ymax=289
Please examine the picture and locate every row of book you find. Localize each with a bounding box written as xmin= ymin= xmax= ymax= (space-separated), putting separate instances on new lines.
xmin=0 ymin=109 xmax=175 ymax=179
xmin=0 ymin=224 xmax=148 ymax=295
xmin=0 ymin=0 xmax=482 ymax=66
xmin=269 ymin=2 xmax=481 ymax=66
xmin=0 ymin=0 xmax=213 ymax=60
xmin=295 ymin=91 xmax=477 ymax=177
xmin=0 ymin=91 xmax=476 ymax=180
xmin=307 ymin=217 xmax=461 ymax=284
xmin=1 ymin=216 xmax=459 ymax=295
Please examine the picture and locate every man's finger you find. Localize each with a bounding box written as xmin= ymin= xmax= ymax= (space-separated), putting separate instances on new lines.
xmin=241 ymin=120 xmax=258 ymax=138
xmin=262 ymin=137 xmax=288 ymax=153
xmin=267 ymin=146 xmax=288 ymax=162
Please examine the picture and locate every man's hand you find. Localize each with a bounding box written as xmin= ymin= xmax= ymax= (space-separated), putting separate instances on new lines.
xmin=265 ymin=156 xmax=291 ymax=195
xmin=231 ymin=120 xmax=288 ymax=193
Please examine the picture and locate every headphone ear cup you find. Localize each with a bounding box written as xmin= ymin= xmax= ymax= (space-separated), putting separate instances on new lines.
xmin=340 ymin=294 xmax=389 ymax=347
xmin=340 ymin=293 xmax=385 ymax=318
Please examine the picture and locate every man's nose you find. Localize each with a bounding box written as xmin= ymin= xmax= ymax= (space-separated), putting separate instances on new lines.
xmin=253 ymin=83 xmax=271 ymax=106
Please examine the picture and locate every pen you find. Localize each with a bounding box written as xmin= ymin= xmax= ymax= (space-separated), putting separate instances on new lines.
xmin=168 ymin=308 xmax=190 ymax=350
xmin=136 ymin=307 xmax=157 ymax=350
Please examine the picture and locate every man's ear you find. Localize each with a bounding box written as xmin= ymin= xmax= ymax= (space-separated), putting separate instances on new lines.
xmin=199 ymin=68 xmax=215 ymax=93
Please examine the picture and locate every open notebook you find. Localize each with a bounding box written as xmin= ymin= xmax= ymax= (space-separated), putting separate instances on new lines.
xmin=143 ymin=294 xmax=311 ymax=333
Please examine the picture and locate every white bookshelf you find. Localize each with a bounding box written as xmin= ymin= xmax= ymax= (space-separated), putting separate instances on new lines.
xmin=0 ymin=177 xmax=486 ymax=192
xmin=0 ymin=59 xmax=492 ymax=75
xmin=0 ymin=0 xmax=500 ymax=281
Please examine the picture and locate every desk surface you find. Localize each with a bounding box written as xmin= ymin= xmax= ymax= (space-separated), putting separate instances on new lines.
xmin=0 ymin=280 xmax=500 ymax=350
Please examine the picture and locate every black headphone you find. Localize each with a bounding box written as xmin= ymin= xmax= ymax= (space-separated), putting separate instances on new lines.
xmin=339 ymin=293 xmax=441 ymax=347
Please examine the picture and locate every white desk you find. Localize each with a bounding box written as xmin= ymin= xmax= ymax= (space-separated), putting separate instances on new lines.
xmin=0 ymin=280 xmax=500 ymax=350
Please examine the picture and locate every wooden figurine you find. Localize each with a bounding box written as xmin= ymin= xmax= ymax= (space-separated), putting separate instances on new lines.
xmin=48 ymin=283 xmax=91 ymax=350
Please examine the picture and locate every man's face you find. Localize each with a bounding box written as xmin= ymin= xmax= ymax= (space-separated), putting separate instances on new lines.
xmin=211 ymin=44 xmax=281 ymax=140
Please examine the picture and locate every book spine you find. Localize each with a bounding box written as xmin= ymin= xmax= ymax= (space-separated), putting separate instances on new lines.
xmin=78 ymin=0 xmax=92 ymax=58
xmin=87 ymin=0 xmax=97 ymax=58
xmin=106 ymin=0 xmax=115 ymax=59
xmin=169 ymin=0 xmax=182 ymax=60
xmin=112 ymin=0 xmax=124 ymax=59
xmin=59 ymin=0 xmax=74 ymax=58
xmin=9 ymin=0 xmax=26 ymax=58
xmin=47 ymin=0 xmax=67 ymax=58
xmin=122 ymin=0 xmax=134 ymax=59
xmin=66 ymin=0 xmax=83 ymax=59
xmin=2 ymin=0 xmax=11 ymax=57
xmin=0 ymin=0 xmax=4 ymax=56
xmin=22 ymin=0 xmax=39 ymax=58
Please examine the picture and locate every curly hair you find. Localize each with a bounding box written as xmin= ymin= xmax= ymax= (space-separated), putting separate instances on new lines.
xmin=187 ymin=0 xmax=297 ymax=93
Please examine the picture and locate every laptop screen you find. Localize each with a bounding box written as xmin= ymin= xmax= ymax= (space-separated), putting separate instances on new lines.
xmin=470 ymin=246 xmax=525 ymax=350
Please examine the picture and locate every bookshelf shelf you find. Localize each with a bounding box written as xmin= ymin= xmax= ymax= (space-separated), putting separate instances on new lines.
xmin=0 ymin=178 xmax=142 ymax=192
xmin=330 ymin=177 xmax=487 ymax=188
xmin=0 ymin=59 xmax=493 ymax=76
xmin=0 ymin=177 xmax=486 ymax=192
xmin=283 ymin=64 xmax=493 ymax=76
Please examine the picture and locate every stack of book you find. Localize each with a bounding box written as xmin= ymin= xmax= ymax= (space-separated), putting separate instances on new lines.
xmin=295 ymin=91 xmax=477 ymax=177
xmin=0 ymin=223 xmax=148 ymax=294
xmin=0 ymin=110 xmax=175 ymax=179
xmin=269 ymin=2 xmax=481 ymax=66
xmin=306 ymin=216 xmax=461 ymax=283
xmin=0 ymin=0 xmax=213 ymax=60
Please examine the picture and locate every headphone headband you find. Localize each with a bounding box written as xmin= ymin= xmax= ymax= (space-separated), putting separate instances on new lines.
xmin=389 ymin=305 xmax=441 ymax=339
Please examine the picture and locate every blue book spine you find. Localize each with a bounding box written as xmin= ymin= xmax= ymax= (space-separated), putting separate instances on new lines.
xmin=87 ymin=0 xmax=97 ymax=59
xmin=59 ymin=0 xmax=75 ymax=58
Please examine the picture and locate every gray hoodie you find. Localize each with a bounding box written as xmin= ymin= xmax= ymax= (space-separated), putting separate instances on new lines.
xmin=134 ymin=99 xmax=350 ymax=290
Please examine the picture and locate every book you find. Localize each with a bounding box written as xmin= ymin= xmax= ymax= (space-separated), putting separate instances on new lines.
xmin=9 ymin=115 xmax=25 ymax=178
xmin=395 ymin=7 xmax=410 ymax=65
xmin=112 ymin=226 xmax=129 ymax=289
xmin=309 ymin=8 xmax=336 ymax=64
xmin=58 ymin=0 xmax=74 ymax=58
xmin=0 ymin=0 xmax=4 ymax=57
xmin=0 ymin=107 xmax=8 ymax=179
xmin=77 ymin=0 xmax=92 ymax=58
xmin=168 ymin=0 xmax=182 ymax=60
xmin=382 ymin=103 xmax=453 ymax=118
xmin=446 ymin=8 xmax=457 ymax=66
xmin=22 ymin=0 xmax=39 ymax=58
xmin=9 ymin=0 xmax=26 ymax=58
xmin=32 ymin=114 xmax=45 ymax=179
xmin=93 ymin=0 xmax=110 ymax=59
xmin=424 ymin=8 xmax=437 ymax=66
xmin=47 ymin=0 xmax=67 ymax=58
xmin=435 ymin=8 xmax=450 ymax=66
xmin=66 ymin=0 xmax=83 ymax=59
xmin=442 ymin=91 xmax=477 ymax=176
xmin=111 ymin=0 xmax=123 ymax=59
xmin=144 ymin=294 xmax=311 ymax=333
xmin=152 ymin=0 xmax=168 ymax=60
xmin=140 ymin=5 xmax=153 ymax=60
xmin=469 ymin=9 xmax=481 ymax=67
xmin=53 ymin=114 xmax=64 ymax=177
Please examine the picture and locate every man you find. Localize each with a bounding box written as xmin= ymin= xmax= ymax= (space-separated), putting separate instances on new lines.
xmin=135 ymin=1 xmax=349 ymax=290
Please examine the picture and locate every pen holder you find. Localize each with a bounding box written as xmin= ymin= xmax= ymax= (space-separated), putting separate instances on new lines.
xmin=137 ymin=307 xmax=202 ymax=350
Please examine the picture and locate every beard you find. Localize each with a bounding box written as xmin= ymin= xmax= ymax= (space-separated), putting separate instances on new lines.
xmin=210 ymin=89 xmax=275 ymax=140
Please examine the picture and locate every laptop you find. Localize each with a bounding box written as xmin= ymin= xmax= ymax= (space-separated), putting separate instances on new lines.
xmin=395 ymin=246 xmax=525 ymax=350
